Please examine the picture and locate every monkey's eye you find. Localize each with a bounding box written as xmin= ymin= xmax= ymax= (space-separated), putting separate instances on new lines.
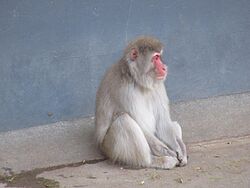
xmin=152 ymin=55 xmax=160 ymax=61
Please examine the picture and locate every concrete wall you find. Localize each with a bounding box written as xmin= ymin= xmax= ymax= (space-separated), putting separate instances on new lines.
xmin=0 ymin=0 xmax=250 ymax=132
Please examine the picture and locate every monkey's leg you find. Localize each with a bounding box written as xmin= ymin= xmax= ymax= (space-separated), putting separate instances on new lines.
xmin=102 ymin=113 xmax=151 ymax=167
xmin=102 ymin=113 xmax=178 ymax=169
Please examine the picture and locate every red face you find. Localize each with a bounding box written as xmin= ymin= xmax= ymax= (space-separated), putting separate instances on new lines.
xmin=152 ymin=53 xmax=167 ymax=80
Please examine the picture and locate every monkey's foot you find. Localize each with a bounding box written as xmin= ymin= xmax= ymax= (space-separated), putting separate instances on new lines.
xmin=151 ymin=156 xmax=179 ymax=170
xmin=162 ymin=156 xmax=179 ymax=169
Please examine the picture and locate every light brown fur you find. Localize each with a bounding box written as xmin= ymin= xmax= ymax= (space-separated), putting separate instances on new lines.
xmin=95 ymin=36 xmax=187 ymax=169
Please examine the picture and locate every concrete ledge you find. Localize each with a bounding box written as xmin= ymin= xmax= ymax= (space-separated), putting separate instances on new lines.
xmin=0 ymin=92 xmax=250 ymax=174
xmin=171 ymin=92 xmax=250 ymax=143
xmin=0 ymin=118 xmax=102 ymax=174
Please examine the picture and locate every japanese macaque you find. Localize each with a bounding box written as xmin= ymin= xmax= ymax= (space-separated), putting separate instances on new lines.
xmin=95 ymin=36 xmax=187 ymax=169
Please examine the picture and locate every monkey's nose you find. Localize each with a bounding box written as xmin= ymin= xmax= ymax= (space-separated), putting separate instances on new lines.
xmin=162 ymin=65 xmax=167 ymax=71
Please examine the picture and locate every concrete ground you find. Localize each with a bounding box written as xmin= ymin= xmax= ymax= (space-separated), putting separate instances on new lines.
xmin=0 ymin=93 xmax=250 ymax=187
xmin=1 ymin=136 xmax=249 ymax=188
xmin=38 ymin=136 xmax=250 ymax=188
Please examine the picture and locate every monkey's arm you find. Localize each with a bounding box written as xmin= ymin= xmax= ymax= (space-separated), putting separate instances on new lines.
xmin=156 ymin=121 xmax=187 ymax=166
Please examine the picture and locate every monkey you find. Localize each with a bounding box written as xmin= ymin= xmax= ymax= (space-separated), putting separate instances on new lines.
xmin=95 ymin=36 xmax=187 ymax=169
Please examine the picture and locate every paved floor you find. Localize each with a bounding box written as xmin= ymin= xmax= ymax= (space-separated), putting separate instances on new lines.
xmin=1 ymin=136 xmax=250 ymax=187
xmin=0 ymin=135 xmax=241 ymax=188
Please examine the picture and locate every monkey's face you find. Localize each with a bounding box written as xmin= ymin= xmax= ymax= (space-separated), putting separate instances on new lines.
xmin=150 ymin=52 xmax=167 ymax=80
xmin=127 ymin=41 xmax=167 ymax=88
xmin=142 ymin=51 xmax=167 ymax=81
xmin=128 ymin=48 xmax=167 ymax=83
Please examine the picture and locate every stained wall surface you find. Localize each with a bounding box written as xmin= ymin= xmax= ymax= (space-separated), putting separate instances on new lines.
xmin=0 ymin=0 xmax=249 ymax=131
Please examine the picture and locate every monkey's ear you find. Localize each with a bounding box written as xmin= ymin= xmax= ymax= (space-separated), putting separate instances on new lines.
xmin=129 ymin=48 xmax=138 ymax=61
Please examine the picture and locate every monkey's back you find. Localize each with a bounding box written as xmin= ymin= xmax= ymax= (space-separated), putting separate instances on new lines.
xmin=95 ymin=61 xmax=129 ymax=145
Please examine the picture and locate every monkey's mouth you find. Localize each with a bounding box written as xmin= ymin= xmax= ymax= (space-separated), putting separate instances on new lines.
xmin=156 ymin=74 xmax=166 ymax=80
xmin=157 ymin=76 xmax=165 ymax=80
xmin=155 ymin=66 xmax=167 ymax=80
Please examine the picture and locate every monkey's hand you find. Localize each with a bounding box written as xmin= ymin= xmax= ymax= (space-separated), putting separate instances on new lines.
xmin=151 ymin=142 xmax=177 ymax=158
xmin=144 ymin=132 xmax=177 ymax=158
xmin=176 ymin=137 xmax=188 ymax=166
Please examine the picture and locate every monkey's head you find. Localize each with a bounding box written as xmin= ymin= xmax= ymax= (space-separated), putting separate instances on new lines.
xmin=125 ymin=36 xmax=167 ymax=89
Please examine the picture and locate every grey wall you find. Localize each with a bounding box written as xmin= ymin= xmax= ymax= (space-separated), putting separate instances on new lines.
xmin=0 ymin=0 xmax=250 ymax=132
